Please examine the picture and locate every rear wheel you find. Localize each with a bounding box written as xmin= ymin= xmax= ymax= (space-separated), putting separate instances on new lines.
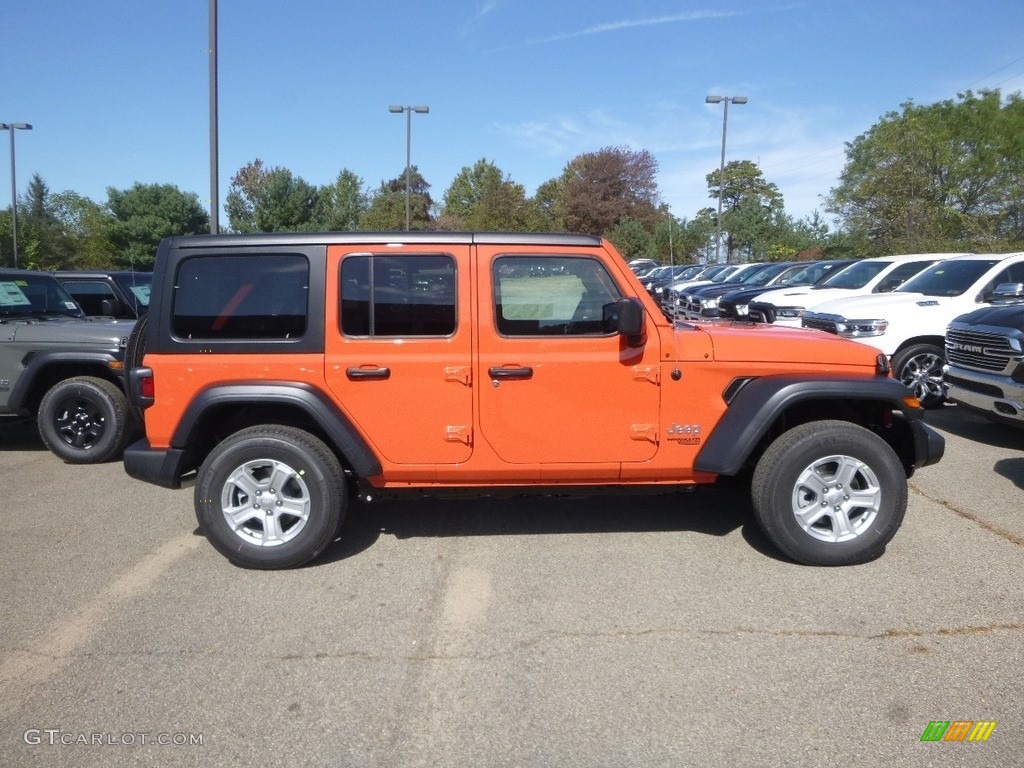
xmin=38 ymin=376 xmax=131 ymax=464
xmin=195 ymin=425 xmax=347 ymax=569
xmin=891 ymin=343 xmax=945 ymax=408
xmin=751 ymin=420 xmax=907 ymax=566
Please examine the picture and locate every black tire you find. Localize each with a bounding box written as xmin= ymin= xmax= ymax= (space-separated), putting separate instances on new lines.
xmin=124 ymin=312 xmax=148 ymax=372
xmin=195 ymin=425 xmax=347 ymax=569
xmin=751 ymin=420 xmax=907 ymax=566
xmin=38 ymin=376 xmax=131 ymax=464
xmin=891 ymin=343 xmax=945 ymax=409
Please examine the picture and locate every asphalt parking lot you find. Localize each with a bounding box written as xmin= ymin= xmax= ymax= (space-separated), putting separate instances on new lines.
xmin=1 ymin=405 xmax=1021 ymax=768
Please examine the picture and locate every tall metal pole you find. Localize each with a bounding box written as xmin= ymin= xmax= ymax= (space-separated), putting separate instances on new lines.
xmin=404 ymin=108 xmax=412 ymax=231
xmin=389 ymin=105 xmax=428 ymax=231
xmin=1 ymin=123 xmax=32 ymax=268
xmin=209 ymin=0 xmax=219 ymax=234
xmin=716 ymin=98 xmax=728 ymax=263
xmin=705 ymin=95 xmax=746 ymax=263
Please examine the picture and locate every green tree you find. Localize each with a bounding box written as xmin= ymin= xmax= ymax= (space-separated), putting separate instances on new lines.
xmin=317 ymin=169 xmax=368 ymax=231
xmin=561 ymin=146 xmax=661 ymax=235
xmin=361 ymin=167 xmax=433 ymax=230
xmin=225 ymin=160 xmax=321 ymax=233
xmin=605 ymin=217 xmax=653 ymax=261
xmin=441 ymin=159 xmax=530 ymax=230
xmin=106 ymin=182 xmax=209 ymax=269
xmin=827 ymin=89 xmax=1024 ymax=251
xmin=525 ymin=176 xmax=567 ymax=232
xmin=707 ymin=160 xmax=784 ymax=260
xmin=50 ymin=191 xmax=118 ymax=268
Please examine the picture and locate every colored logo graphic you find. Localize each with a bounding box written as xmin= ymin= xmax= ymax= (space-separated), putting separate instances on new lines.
xmin=920 ymin=721 xmax=996 ymax=742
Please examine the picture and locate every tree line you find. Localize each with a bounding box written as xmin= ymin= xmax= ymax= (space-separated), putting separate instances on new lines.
xmin=1 ymin=89 xmax=1021 ymax=272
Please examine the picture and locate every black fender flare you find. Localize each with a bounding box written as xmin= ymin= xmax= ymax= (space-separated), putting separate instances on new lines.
xmin=171 ymin=381 xmax=382 ymax=478
xmin=693 ymin=375 xmax=921 ymax=476
xmin=8 ymin=351 xmax=125 ymax=411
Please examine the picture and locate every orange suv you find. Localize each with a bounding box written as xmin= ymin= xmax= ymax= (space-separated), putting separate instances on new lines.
xmin=123 ymin=232 xmax=944 ymax=569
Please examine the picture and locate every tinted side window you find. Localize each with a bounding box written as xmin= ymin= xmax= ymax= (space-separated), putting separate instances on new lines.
xmin=493 ymin=256 xmax=622 ymax=336
xmin=340 ymin=254 xmax=456 ymax=337
xmin=172 ymin=254 xmax=309 ymax=339
xmin=60 ymin=280 xmax=118 ymax=315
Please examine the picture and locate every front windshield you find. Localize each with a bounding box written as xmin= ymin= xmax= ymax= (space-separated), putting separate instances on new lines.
xmin=744 ymin=263 xmax=793 ymax=287
xmin=814 ymin=260 xmax=890 ymax=290
xmin=674 ymin=265 xmax=703 ymax=280
xmin=113 ymin=272 xmax=152 ymax=311
xmin=721 ymin=265 xmax=763 ymax=284
xmin=710 ymin=266 xmax=740 ymax=282
xmin=896 ymin=259 xmax=1001 ymax=297
xmin=0 ymin=274 xmax=84 ymax=318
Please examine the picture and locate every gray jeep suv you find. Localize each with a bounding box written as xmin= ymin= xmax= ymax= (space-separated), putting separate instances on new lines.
xmin=0 ymin=269 xmax=136 ymax=462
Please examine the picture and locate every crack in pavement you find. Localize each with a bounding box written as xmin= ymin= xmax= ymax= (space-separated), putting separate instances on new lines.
xmin=910 ymin=481 xmax=1024 ymax=548
xmin=5 ymin=622 xmax=1021 ymax=666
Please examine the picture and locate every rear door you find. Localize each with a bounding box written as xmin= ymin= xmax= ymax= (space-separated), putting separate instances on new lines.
xmin=324 ymin=244 xmax=473 ymax=467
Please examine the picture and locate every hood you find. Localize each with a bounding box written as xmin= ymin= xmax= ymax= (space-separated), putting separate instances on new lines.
xmin=951 ymin=302 xmax=1024 ymax=330
xmin=683 ymin=321 xmax=883 ymax=368
xmin=752 ymin=285 xmax=874 ymax=308
xmin=804 ymin=291 xmax=944 ymax=318
xmin=8 ymin=317 xmax=135 ymax=346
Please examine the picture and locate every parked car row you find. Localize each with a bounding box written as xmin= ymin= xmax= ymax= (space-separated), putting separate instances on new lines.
xmin=661 ymin=252 xmax=1024 ymax=414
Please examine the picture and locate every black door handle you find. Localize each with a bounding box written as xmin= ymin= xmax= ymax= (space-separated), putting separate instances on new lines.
xmin=346 ymin=367 xmax=391 ymax=380
xmin=488 ymin=366 xmax=533 ymax=380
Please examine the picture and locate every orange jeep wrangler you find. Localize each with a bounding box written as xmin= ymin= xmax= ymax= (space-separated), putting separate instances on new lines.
xmin=123 ymin=232 xmax=944 ymax=569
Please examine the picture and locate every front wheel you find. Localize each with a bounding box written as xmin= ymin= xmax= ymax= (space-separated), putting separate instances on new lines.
xmin=195 ymin=425 xmax=347 ymax=569
xmin=891 ymin=343 xmax=945 ymax=408
xmin=751 ymin=421 xmax=907 ymax=566
xmin=38 ymin=376 xmax=131 ymax=464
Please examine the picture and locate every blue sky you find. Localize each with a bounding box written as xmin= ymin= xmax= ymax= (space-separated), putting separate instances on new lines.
xmin=2 ymin=1 xmax=1023 ymax=228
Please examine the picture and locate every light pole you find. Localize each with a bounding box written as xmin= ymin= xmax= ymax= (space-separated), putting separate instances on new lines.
xmin=705 ymin=95 xmax=747 ymax=263
xmin=209 ymin=0 xmax=219 ymax=234
xmin=388 ymin=105 xmax=429 ymax=230
xmin=1 ymin=123 xmax=32 ymax=268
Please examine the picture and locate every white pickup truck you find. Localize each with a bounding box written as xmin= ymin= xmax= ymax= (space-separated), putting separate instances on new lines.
xmin=801 ymin=253 xmax=1024 ymax=407
xmin=747 ymin=253 xmax=964 ymax=327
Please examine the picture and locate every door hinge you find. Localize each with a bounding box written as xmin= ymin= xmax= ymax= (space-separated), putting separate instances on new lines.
xmin=632 ymin=365 xmax=660 ymax=385
xmin=445 ymin=366 xmax=472 ymax=386
xmin=445 ymin=425 xmax=473 ymax=445
xmin=630 ymin=424 xmax=658 ymax=443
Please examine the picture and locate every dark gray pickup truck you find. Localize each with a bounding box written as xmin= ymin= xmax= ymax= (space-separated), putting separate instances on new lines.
xmin=1 ymin=269 xmax=136 ymax=462
xmin=943 ymin=283 xmax=1024 ymax=427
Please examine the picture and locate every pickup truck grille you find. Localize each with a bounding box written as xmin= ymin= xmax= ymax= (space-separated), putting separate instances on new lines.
xmin=801 ymin=315 xmax=838 ymax=334
xmin=945 ymin=328 xmax=1020 ymax=373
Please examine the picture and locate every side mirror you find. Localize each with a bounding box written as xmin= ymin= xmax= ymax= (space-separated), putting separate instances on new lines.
xmin=989 ymin=282 xmax=1024 ymax=302
xmin=604 ymin=298 xmax=646 ymax=344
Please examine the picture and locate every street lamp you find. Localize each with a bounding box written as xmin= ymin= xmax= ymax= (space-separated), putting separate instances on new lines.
xmin=388 ymin=105 xmax=429 ymax=230
xmin=705 ymin=95 xmax=747 ymax=263
xmin=0 ymin=122 xmax=32 ymax=268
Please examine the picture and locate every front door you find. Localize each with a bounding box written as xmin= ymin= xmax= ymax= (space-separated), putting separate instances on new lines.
xmin=476 ymin=247 xmax=661 ymax=468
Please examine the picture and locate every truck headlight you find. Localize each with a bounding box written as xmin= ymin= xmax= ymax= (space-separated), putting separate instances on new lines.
xmin=700 ymin=297 xmax=720 ymax=309
xmin=835 ymin=319 xmax=888 ymax=338
xmin=774 ymin=306 xmax=804 ymax=318
xmin=734 ymin=304 xmax=749 ymax=317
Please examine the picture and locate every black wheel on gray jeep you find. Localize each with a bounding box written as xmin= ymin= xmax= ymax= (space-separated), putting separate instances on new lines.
xmin=38 ymin=376 xmax=131 ymax=464
xmin=195 ymin=425 xmax=347 ymax=569
xmin=751 ymin=420 xmax=907 ymax=566
xmin=891 ymin=343 xmax=946 ymax=409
